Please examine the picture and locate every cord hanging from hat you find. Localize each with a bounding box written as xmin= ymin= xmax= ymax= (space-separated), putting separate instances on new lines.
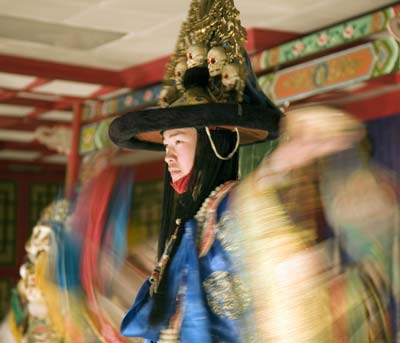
xmin=205 ymin=127 xmax=240 ymax=160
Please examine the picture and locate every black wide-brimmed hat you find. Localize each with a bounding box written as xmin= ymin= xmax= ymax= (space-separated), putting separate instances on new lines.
xmin=109 ymin=0 xmax=282 ymax=151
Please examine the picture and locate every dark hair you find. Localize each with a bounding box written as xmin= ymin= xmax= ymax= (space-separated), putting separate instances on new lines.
xmin=149 ymin=127 xmax=239 ymax=325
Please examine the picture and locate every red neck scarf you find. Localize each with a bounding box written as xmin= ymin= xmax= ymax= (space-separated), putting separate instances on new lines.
xmin=170 ymin=170 xmax=192 ymax=194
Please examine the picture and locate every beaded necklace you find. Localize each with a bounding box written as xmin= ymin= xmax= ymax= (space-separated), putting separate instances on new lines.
xmin=195 ymin=180 xmax=238 ymax=257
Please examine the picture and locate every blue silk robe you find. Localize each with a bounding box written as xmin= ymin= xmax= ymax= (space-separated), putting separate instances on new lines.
xmin=120 ymin=190 xmax=253 ymax=342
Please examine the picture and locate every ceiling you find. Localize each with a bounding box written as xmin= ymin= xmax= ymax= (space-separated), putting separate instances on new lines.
xmin=0 ymin=0 xmax=396 ymax=172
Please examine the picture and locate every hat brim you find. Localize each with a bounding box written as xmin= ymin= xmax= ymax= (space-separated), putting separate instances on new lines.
xmin=109 ymin=103 xmax=281 ymax=151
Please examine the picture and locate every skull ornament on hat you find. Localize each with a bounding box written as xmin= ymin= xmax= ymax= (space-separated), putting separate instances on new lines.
xmin=174 ymin=60 xmax=188 ymax=91
xmin=207 ymin=47 xmax=227 ymax=77
xmin=157 ymin=0 xmax=249 ymax=105
xmin=222 ymin=63 xmax=243 ymax=95
xmin=186 ymin=45 xmax=207 ymax=68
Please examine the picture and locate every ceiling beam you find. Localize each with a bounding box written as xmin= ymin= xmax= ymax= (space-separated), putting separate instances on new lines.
xmin=0 ymin=86 xmax=85 ymax=102
xmin=0 ymin=89 xmax=17 ymax=102
xmin=23 ymin=78 xmax=51 ymax=91
xmin=1 ymin=97 xmax=59 ymax=109
xmin=0 ymin=54 xmax=126 ymax=87
xmin=24 ymin=100 xmax=74 ymax=120
xmin=245 ymin=28 xmax=299 ymax=53
xmin=121 ymin=55 xmax=170 ymax=89
xmin=0 ymin=141 xmax=58 ymax=154
xmin=0 ymin=117 xmax=69 ymax=130
xmin=0 ymin=117 xmax=30 ymax=129
xmin=297 ymin=73 xmax=400 ymax=104
xmin=0 ymin=159 xmax=65 ymax=172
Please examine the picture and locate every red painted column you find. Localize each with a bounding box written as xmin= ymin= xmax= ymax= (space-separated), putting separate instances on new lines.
xmin=66 ymin=102 xmax=83 ymax=199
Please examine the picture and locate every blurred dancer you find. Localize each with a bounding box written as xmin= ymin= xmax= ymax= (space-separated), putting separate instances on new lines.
xmin=236 ymin=106 xmax=399 ymax=342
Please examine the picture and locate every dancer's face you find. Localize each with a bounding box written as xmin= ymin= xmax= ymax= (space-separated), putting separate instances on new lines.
xmin=163 ymin=128 xmax=197 ymax=182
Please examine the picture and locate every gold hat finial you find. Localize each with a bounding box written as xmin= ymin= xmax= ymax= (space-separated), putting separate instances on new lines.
xmin=160 ymin=0 xmax=248 ymax=106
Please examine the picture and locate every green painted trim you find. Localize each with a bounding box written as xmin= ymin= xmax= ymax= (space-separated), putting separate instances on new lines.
xmin=250 ymin=4 xmax=399 ymax=73
xmin=82 ymin=84 xmax=161 ymax=122
xmin=259 ymin=38 xmax=400 ymax=105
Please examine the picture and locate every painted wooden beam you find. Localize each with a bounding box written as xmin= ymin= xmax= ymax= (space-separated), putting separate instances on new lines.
xmin=2 ymin=97 xmax=58 ymax=109
xmin=259 ymin=37 xmax=399 ymax=105
xmin=0 ymin=141 xmax=60 ymax=154
xmin=25 ymin=100 xmax=73 ymax=120
xmin=0 ymin=115 xmax=69 ymax=130
xmin=250 ymin=4 xmax=400 ymax=73
xmin=23 ymin=78 xmax=51 ymax=91
xmin=0 ymin=89 xmax=17 ymax=102
xmin=0 ymin=86 xmax=85 ymax=102
xmin=246 ymin=28 xmax=299 ymax=53
xmin=81 ymin=84 xmax=161 ymax=123
xmin=0 ymin=160 xmax=65 ymax=172
xmin=0 ymin=54 xmax=125 ymax=87
xmin=120 ymin=56 xmax=170 ymax=90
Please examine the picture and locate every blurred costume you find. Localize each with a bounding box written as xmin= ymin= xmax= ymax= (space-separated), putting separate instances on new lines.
xmin=3 ymin=165 xmax=136 ymax=343
xmin=117 ymin=152 xmax=399 ymax=343
xmin=109 ymin=1 xmax=398 ymax=343
xmin=233 ymin=155 xmax=399 ymax=342
xmin=4 ymin=200 xmax=71 ymax=343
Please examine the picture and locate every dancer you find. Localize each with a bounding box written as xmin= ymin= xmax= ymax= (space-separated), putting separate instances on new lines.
xmin=110 ymin=0 xmax=399 ymax=342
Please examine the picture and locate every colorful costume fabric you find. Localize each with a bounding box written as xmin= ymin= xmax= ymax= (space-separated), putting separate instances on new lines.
xmin=121 ymin=181 xmax=252 ymax=343
xmin=121 ymin=159 xmax=399 ymax=343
